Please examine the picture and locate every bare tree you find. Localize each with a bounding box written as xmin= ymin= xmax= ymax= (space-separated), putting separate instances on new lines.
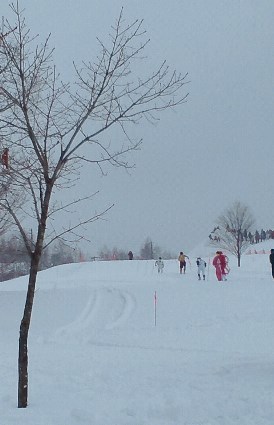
xmin=0 ymin=2 xmax=188 ymax=408
xmin=210 ymin=201 xmax=255 ymax=267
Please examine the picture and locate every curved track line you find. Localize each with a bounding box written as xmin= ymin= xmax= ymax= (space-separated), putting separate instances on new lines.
xmin=53 ymin=287 xmax=136 ymax=342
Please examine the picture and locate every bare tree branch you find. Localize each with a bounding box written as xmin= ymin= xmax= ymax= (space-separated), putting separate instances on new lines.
xmin=0 ymin=2 xmax=188 ymax=408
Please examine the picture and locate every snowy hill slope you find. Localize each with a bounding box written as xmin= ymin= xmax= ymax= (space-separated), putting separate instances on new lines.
xmin=0 ymin=247 xmax=274 ymax=425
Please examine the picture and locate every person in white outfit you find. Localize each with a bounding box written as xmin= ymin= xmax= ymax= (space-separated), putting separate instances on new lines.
xmin=155 ymin=257 xmax=164 ymax=273
xmin=196 ymin=257 xmax=206 ymax=280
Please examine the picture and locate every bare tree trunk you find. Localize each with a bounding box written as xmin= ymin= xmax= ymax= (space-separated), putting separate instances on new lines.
xmin=237 ymin=240 xmax=241 ymax=267
xmin=18 ymin=181 xmax=52 ymax=407
xmin=18 ymin=254 xmax=40 ymax=408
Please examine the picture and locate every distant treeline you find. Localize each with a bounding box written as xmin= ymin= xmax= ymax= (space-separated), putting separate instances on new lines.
xmin=0 ymin=236 xmax=83 ymax=282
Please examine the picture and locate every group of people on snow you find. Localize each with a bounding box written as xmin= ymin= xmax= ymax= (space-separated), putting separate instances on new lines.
xmin=209 ymin=226 xmax=274 ymax=245
xmin=149 ymin=249 xmax=228 ymax=282
xmin=153 ymin=251 xmax=209 ymax=280
xmin=153 ymin=250 xmax=229 ymax=282
xmin=129 ymin=248 xmax=274 ymax=281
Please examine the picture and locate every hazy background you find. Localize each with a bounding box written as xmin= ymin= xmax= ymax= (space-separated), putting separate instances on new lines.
xmin=2 ymin=0 xmax=274 ymax=257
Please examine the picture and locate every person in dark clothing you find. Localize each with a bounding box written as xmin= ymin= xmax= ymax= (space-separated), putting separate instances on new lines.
xmin=269 ymin=249 xmax=274 ymax=278
xmin=1 ymin=148 xmax=9 ymax=169
xmin=128 ymin=251 xmax=133 ymax=260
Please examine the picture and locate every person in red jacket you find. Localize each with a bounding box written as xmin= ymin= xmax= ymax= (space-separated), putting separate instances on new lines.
xmin=213 ymin=251 xmax=228 ymax=281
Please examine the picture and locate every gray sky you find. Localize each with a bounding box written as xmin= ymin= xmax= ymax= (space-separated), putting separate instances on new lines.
xmin=2 ymin=0 xmax=274 ymax=256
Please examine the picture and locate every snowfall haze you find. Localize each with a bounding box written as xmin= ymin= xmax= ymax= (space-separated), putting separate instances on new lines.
xmin=1 ymin=0 xmax=273 ymax=256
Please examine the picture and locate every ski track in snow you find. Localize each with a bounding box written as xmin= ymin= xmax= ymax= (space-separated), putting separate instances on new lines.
xmin=53 ymin=287 xmax=136 ymax=342
xmin=2 ymin=248 xmax=274 ymax=425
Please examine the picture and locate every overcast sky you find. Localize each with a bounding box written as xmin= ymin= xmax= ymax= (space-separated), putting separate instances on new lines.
xmin=2 ymin=0 xmax=274 ymax=256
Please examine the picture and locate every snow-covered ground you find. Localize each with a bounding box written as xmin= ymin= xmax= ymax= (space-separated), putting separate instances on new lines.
xmin=1 ymin=241 xmax=274 ymax=425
